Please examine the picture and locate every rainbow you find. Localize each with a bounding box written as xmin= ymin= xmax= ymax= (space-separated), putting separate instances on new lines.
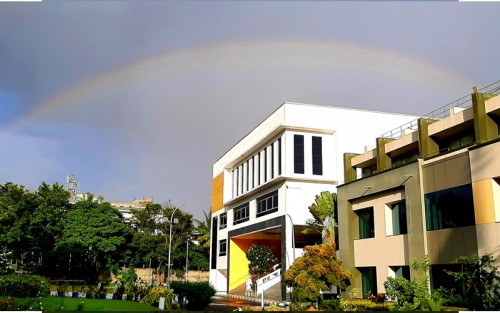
xmin=26 ymin=40 xmax=470 ymax=123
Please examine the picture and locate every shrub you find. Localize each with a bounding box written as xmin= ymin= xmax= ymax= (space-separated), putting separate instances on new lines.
xmin=139 ymin=286 xmax=174 ymax=309
xmin=340 ymin=299 xmax=395 ymax=311
xmin=0 ymin=274 xmax=49 ymax=297
xmin=170 ymin=281 xmax=216 ymax=310
xmin=320 ymin=298 xmax=341 ymax=311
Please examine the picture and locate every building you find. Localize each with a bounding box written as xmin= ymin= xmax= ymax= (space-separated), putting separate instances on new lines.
xmin=110 ymin=197 xmax=154 ymax=220
xmin=209 ymin=102 xmax=417 ymax=299
xmin=337 ymin=81 xmax=500 ymax=297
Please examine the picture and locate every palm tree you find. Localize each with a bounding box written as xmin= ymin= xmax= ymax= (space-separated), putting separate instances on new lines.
xmin=194 ymin=210 xmax=211 ymax=249
xmin=302 ymin=191 xmax=337 ymax=250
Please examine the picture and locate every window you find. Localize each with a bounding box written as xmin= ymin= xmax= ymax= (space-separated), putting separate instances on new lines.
xmin=390 ymin=266 xmax=410 ymax=280
xmin=391 ymin=201 xmax=407 ymax=235
xmin=359 ymin=267 xmax=377 ymax=298
xmin=425 ymin=184 xmax=475 ymax=231
xmin=211 ymin=217 xmax=218 ymax=269
xmin=312 ymin=136 xmax=323 ymax=175
xmin=219 ymin=213 xmax=227 ymax=229
xmin=219 ymin=239 xmax=227 ymax=256
xmin=233 ymin=203 xmax=249 ymax=225
xmin=430 ymin=264 xmax=461 ymax=290
xmin=294 ymin=135 xmax=305 ymax=174
xmin=257 ymin=190 xmax=279 ymax=217
xmin=278 ymin=138 xmax=282 ymax=176
xmin=357 ymin=207 xmax=375 ymax=239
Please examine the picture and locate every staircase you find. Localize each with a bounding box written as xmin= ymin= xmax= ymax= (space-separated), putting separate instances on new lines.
xmin=256 ymin=266 xmax=281 ymax=296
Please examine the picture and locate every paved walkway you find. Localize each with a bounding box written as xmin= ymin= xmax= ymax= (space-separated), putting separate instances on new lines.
xmin=203 ymin=295 xmax=265 ymax=311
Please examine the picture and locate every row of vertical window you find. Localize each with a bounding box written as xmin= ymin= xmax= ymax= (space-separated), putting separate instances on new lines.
xmin=294 ymin=135 xmax=323 ymax=175
xmin=355 ymin=184 xmax=475 ymax=240
xmin=218 ymin=190 xmax=279 ymax=230
xmin=357 ymin=201 xmax=407 ymax=240
xmin=232 ymin=139 xmax=282 ymax=198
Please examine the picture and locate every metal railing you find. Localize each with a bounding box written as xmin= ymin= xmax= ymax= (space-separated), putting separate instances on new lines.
xmin=380 ymin=80 xmax=500 ymax=140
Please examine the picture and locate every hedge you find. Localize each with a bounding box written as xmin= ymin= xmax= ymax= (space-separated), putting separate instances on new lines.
xmin=0 ymin=274 xmax=49 ymax=297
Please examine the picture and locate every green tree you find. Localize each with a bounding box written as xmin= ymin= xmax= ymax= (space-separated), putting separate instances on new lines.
xmin=0 ymin=182 xmax=70 ymax=274
xmin=303 ymin=191 xmax=337 ymax=248
xmin=56 ymin=200 xmax=133 ymax=280
xmin=284 ymin=244 xmax=351 ymax=303
xmin=246 ymin=244 xmax=278 ymax=278
xmin=194 ymin=210 xmax=211 ymax=249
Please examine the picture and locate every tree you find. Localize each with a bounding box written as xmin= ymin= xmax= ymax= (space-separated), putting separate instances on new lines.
xmin=303 ymin=191 xmax=337 ymax=248
xmin=194 ymin=210 xmax=211 ymax=249
xmin=56 ymin=200 xmax=133 ymax=280
xmin=246 ymin=244 xmax=278 ymax=278
xmin=0 ymin=182 xmax=70 ymax=274
xmin=284 ymin=244 xmax=351 ymax=302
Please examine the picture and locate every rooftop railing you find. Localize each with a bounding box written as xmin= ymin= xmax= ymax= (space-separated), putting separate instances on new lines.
xmin=380 ymin=80 xmax=500 ymax=140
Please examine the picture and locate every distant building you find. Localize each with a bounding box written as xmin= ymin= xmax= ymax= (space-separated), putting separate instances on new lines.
xmin=338 ymin=82 xmax=500 ymax=297
xmin=110 ymin=197 xmax=153 ymax=220
xmin=209 ymin=102 xmax=417 ymax=300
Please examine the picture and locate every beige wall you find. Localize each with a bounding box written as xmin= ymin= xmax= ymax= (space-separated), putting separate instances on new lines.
xmin=422 ymin=151 xmax=471 ymax=194
xmin=470 ymin=140 xmax=500 ymax=182
xmin=338 ymin=161 xmax=426 ymax=294
xmin=426 ymin=227 xmax=478 ymax=264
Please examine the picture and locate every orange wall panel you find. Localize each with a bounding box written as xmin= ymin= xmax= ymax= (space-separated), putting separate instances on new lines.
xmin=211 ymin=173 xmax=224 ymax=213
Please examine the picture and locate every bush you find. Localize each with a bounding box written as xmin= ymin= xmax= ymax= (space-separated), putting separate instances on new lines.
xmin=0 ymin=274 xmax=49 ymax=297
xmin=320 ymin=298 xmax=341 ymax=311
xmin=340 ymin=299 xmax=395 ymax=311
xmin=170 ymin=281 xmax=216 ymax=310
xmin=139 ymin=286 xmax=174 ymax=309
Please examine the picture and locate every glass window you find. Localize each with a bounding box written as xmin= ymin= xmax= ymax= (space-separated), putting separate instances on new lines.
xmin=233 ymin=203 xmax=249 ymax=225
xmin=219 ymin=213 xmax=227 ymax=229
xmin=357 ymin=207 xmax=374 ymax=239
xmin=359 ymin=267 xmax=377 ymax=298
xmin=425 ymin=184 xmax=475 ymax=231
xmin=390 ymin=265 xmax=410 ymax=280
xmin=211 ymin=217 xmax=218 ymax=269
xmin=219 ymin=239 xmax=227 ymax=256
xmin=312 ymin=136 xmax=323 ymax=175
xmin=294 ymin=135 xmax=305 ymax=174
xmin=257 ymin=190 xmax=279 ymax=217
xmin=391 ymin=201 xmax=407 ymax=235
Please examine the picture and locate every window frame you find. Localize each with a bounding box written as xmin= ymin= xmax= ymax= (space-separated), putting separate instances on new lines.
xmin=219 ymin=212 xmax=227 ymax=230
xmin=233 ymin=203 xmax=250 ymax=225
xmin=256 ymin=190 xmax=279 ymax=218
xmin=219 ymin=239 xmax=227 ymax=256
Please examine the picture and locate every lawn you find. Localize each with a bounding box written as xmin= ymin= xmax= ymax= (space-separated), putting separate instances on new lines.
xmin=1 ymin=296 xmax=163 ymax=311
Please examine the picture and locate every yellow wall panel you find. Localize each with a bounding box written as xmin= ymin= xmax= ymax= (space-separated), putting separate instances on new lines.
xmin=473 ymin=179 xmax=495 ymax=224
xmin=211 ymin=173 xmax=224 ymax=213
xmin=229 ymin=239 xmax=251 ymax=291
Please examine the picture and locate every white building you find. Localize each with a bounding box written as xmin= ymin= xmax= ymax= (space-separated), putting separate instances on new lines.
xmin=209 ymin=102 xmax=417 ymax=300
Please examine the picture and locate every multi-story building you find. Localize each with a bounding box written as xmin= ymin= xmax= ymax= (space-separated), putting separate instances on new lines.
xmin=338 ymin=82 xmax=500 ymax=297
xmin=209 ymin=102 xmax=417 ymax=299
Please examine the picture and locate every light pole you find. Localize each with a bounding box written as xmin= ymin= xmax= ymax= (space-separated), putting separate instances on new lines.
xmin=166 ymin=203 xmax=186 ymax=288
xmin=286 ymin=214 xmax=296 ymax=262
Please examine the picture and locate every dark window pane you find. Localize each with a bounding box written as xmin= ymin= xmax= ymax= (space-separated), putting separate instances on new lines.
xmin=312 ymin=136 xmax=323 ymax=175
xmin=294 ymin=135 xmax=305 ymax=174
xmin=256 ymin=190 xmax=279 ymax=217
xmin=233 ymin=203 xmax=250 ymax=225
xmin=425 ymin=184 xmax=475 ymax=231
xmin=357 ymin=207 xmax=374 ymax=239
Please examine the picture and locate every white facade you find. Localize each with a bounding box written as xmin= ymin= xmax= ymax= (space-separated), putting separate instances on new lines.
xmin=210 ymin=102 xmax=417 ymax=297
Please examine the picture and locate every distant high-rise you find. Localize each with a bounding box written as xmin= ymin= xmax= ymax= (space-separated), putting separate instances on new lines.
xmin=67 ymin=174 xmax=78 ymax=204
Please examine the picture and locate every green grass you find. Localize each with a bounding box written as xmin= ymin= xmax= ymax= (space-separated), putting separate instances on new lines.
xmin=1 ymin=296 xmax=164 ymax=311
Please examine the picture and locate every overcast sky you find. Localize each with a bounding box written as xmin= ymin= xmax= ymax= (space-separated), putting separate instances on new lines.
xmin=0 ymin=0 xmax=499 ymax=220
